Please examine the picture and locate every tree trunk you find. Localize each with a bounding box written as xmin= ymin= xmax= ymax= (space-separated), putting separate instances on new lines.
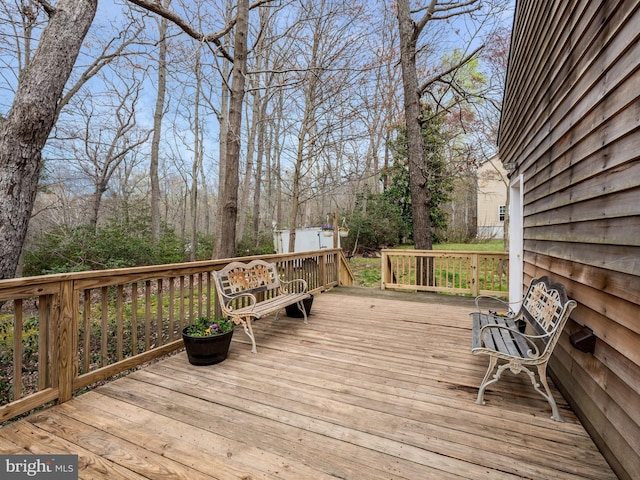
xmin=253 ymin=97 xmax=267 ymax=246
xmin=214 ymin=0 xmax=248 ymax=259
xmin=90 ymin=180 xmax=108 ymax=229
xmin=397 ymin=0 xmax=433 ymax=253
xmin=287 ymin=2 xmax=324 ymax=253
xmin=273 ymin=93 xmax=284 ymax=227
xmin=212 ymin=2 xmax=233 ymax=259
xmin=0 ymin=0 xmax=97 ymax=279
xmin=151 ymin=6 xmax=169 ymax=245
xmin=214 ymin=67 xmax=230 ymax=257
xmin=190 ymin=49 xmax=202 ymax=262
xmin=238 ymin=88 xmax=259 ymax=242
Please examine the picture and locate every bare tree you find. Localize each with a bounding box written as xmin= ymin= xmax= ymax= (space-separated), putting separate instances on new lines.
xmin=396 ymin=0 xmax=490 ymax=251
xmin=0 ymin=0 xmax=509 ymax=279
xmin=0 ymin=0 xmax=271 ymax=278
xmin=190 ymin=47 xmax=205 ymax=261
xmin=283 ymin=0 xmax=369 ymax=251
xmin=0 ymin=0 xmax=98 ymax=279
xmin=150 ymin=1 xmax=170 ymax=245
xmin=53 ymin=73 xmax=151 ymax=228
xmin=214 ymin=0 xmax=249 ymax=259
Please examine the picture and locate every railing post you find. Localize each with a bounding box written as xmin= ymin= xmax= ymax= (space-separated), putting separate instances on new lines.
xmin=470 ymin=253 xmax=479 ymax=297
xmin=381 ymin=250 xmax=388 ymax=290
xmin=55 ymin=280 xmax=76 ymax=403
xmin=319 ymin=252 xmax=327 ymax=288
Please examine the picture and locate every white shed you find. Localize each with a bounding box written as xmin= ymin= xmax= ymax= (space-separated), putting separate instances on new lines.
xmin=273 ymin=227 xmax=340 ymax=254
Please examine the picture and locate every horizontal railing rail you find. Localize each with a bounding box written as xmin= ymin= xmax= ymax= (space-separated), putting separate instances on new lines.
xmin=0 ymin=249 xmax=352 ymax=423
xmin=381 ymin=249 xmax=509 ymax=297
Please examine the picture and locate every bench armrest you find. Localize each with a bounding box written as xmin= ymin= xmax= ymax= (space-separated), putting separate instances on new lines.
xmin=281 ymin=278 xmax=308 ymax=294
xmin=474 ymin=295 xmax=518 ymax=317
xmin=222 ymin=292 xmax=258 ymax=314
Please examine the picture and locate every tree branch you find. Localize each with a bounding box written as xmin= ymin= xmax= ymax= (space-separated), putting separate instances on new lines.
xmin=126 ymin=0 xmax=275 ymax=62
xmin=431 ymin=3 xmax=482 ymax=21
xmin=413 ymin=0 xmax=437 ymax=39
xmin=418 ymin=44 xmax=483 ymax=95
xmin=35 ymin=0 xmax=56 ymax=16
xmin=414 ymin=0 xmax=481 ymax=38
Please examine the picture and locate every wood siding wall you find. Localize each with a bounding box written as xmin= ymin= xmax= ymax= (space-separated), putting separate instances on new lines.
xmin=498 ymin=1 xmax=640 ymax=479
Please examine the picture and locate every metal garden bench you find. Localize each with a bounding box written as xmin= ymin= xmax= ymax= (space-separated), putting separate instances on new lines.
xmin=214 ymin=259 xmax=311 ymax=353
xmin=471 ymin=276 xmax=577 ymax=421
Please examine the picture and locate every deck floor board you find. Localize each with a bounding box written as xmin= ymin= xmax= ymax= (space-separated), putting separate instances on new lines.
xmin=0 ymin=288 xmax=618 ymax=479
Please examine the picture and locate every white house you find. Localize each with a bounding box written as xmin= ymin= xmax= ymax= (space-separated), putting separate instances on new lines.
xmin=476 ymin=155 xmax=508 ymax=239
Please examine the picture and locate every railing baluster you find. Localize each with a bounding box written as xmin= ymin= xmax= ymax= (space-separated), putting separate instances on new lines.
xmin=198 ymin=273 xmax=203 ymax=317
xmin=101 ymin=287 xmax=108 ymax=367
xmin=83 ymin=290 xmax=91 ymax=374
xmin=38 ymin=296 xmax=48 ymax=391
xmin=179 ymin=276 xmax=186 ymax=329
xmin=117 ymin=285 xmax=124 ymax=361
xmin=206 ymin=272 xmax=213 ymax=321
xmin=132 ymin=283 xmax=138 ymax=356
xmin=169 ymin=277 xmax=176 ymax=341
xmin=13 ymin=300 xmax=23 ymax=401
xmin=145 ymin=281 xmax=152 ymax=351
xmin=157 ymin=279 xmax=164 ymax=347
xmin=188 ymin=275 xmax=195 ymax=324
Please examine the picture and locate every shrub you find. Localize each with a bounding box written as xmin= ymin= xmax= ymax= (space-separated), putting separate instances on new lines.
xmin=24 ymin=217 xmax=186 ymax=276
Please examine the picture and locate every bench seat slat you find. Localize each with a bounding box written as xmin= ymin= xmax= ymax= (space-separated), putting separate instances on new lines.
xmin=472 ymin=314 xmax=528 ymax=358
xmin=231 ymin=292 xmax=310 ymax=317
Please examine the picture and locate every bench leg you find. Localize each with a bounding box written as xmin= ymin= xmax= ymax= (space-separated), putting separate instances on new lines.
xmin=476 ymin=355 xmax=498 ymax=405
xmin=535 ymin=363 xmax=564 ymax=422
xmin=238 ymin=316 xmax=258 ymax=353
xmin=298 ymin=300 xmax=309 ymax=325
xmin=512 ymin=363 xmax=564 ymax=422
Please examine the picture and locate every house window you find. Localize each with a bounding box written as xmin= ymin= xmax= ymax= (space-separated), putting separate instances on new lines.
xmin=499 ymin=205 xmax=506 ymax=222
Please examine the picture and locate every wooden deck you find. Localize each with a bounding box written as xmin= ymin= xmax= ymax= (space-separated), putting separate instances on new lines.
xmin=0 ymin=288 xmax=617 ymax=479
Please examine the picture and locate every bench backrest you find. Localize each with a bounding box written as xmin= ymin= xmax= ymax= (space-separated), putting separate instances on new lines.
xmin=521 ymin=276 xmax=577 ymax=352
xmin=214 ymin=260 xmax=281 ymax=302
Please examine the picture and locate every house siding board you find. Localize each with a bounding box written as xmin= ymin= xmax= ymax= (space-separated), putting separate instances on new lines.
xmin=525 ymin=249 xmax=640 ymax=306
xmin=499 ymin=0 xmax=582 ymax=159
xmin=526 ymin=216 xmax=640 ymax=245
xmin=518 ymin=3 xmax=636 ymax=182
xmin=550 ymin=353 xmax=640 ymax=480
xmin=500 ymin=1 xmax=640 ymax=479
xmin=526 ymin=158 xmax=640 ymax=219
xmin=500 ymin=0 xmax=632 ymax=168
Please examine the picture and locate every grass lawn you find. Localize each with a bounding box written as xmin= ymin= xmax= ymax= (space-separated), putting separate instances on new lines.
xmin=348 ymin=241 xmax=505 ymax=288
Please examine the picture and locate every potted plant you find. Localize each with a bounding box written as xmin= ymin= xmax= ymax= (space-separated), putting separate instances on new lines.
xmin=338 ymin=218 xmax=349 ymax=237
xmin=321 ymin=224 xmax=334 ymax=237
xmin=182 ymin=316 xmax=234 ymax=365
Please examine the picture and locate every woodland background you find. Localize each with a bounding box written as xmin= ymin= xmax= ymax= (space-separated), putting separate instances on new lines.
xmin=0 ymin=0 xmax=512 ymax=277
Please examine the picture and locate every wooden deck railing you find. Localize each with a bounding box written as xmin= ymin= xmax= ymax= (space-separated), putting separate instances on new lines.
xmin=381 ymin=249 xmax=509 ymax=297
xmin=0 ymin=249 xmax=352 ymax=423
